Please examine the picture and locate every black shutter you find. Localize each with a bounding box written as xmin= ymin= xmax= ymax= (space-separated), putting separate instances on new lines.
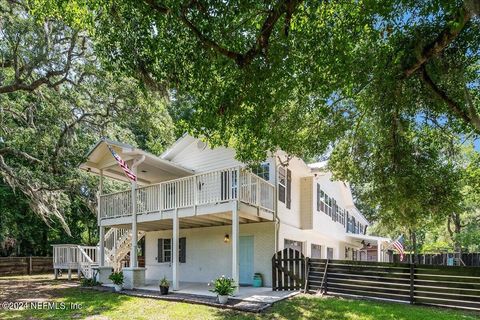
xmin=316 ymin=184 xmax=320 ymax=211
xmin=286 ymin=169 xmax=291 ymax=209
xmin=179 ymin=237 xmax=186 ymax=263
xmin=158 ymin=239 xmax=163 ymax=263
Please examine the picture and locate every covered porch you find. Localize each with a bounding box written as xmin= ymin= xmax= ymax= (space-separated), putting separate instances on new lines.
xmin=346 ymin=234 xmax=392 ymax=262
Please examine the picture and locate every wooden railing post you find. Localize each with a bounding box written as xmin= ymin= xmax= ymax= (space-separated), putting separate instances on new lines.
xmin=409 ymin=263 xmax=415 ymax=304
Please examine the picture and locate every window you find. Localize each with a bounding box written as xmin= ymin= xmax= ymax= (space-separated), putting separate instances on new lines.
xmin=158 ymin=238 xmax=186 ymax=263
xmin=278 ymin=167 xmax=286 ymax=203
xmin=158 ymin=238 xmax=171 ymax=263
xmin=317 ymin=184 xmax=326 ymax=212
xmin=327 ymin=247 xmax=334 ymax=259
xmin=284 ymin=239 xmax=303 ymax=253
xmin=252 ymin=163 xmax=270 ymax=181
xmin=311 ymin=244 xmax=322 ymax=258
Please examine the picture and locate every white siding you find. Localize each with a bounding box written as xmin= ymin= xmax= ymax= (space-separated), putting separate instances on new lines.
xmin=144 ymin=222 xmax=275 ymax=286
xmin=167 ymin=139 xmax=242 ymax=173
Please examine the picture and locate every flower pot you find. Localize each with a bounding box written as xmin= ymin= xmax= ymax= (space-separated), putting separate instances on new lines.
xmin=160 ymin=286 xmax=169 ymax=295
xmin=218 ymin=295 xmax=229 ymax=304
xmin=114 ymin=284 xmax=122 ymax=292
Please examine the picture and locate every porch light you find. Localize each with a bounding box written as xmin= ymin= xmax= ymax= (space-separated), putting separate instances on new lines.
xmin=224 ymin=234 xmax=230 ymax=243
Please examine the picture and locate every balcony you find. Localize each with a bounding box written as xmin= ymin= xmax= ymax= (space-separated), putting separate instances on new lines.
xmin=99 ymin=167 xmax=275 ymax=224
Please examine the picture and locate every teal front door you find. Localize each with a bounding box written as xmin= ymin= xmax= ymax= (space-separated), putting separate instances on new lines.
xmin=239 ymin=236 xmax=254 ymax=285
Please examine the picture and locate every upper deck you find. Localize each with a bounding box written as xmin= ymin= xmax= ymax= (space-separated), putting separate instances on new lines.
xmin=98 ymin=166 xmax=275 ymax=229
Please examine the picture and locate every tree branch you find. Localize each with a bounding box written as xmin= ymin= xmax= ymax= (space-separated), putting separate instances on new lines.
xmin=145 ymin=0 xmax=303 ymax=68
xmin=403 ymin=0 xmax=479 ymax=78
xmin=420 ymin=66 xmax=480 ymax=133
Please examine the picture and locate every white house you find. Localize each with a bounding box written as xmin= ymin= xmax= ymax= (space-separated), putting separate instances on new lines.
xmin=53 ymin=134 xmax=390 ymax=291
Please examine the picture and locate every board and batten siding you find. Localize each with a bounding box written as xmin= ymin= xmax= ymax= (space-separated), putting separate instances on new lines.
xmin=144 ymin=222 xmax=275 ymax=286
xmin=299 ymin=176 xmax=313 ymax=230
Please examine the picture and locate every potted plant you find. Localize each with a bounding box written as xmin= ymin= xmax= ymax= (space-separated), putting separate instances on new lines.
xmin=109 ymin=271 xmax=124 ymax=292
xmin=208 ymin=275 xmax=236 ymax=304
xmin=159 ymin=276 xmax=170 ymax=295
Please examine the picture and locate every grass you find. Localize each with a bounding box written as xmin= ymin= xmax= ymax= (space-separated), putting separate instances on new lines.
xmin=0 ymin=275 xmax=478 ymax=320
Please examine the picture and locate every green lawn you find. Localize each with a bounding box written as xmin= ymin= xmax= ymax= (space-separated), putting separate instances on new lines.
xmin=1 ymin=286 xmax=478 ymax=320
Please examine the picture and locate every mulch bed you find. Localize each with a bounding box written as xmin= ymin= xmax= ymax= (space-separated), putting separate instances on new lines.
xmin=88 ymin=285 xmax=273 ymax=313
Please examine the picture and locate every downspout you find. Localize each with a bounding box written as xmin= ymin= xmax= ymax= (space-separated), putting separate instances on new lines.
xmin=274 ymin=159 xmax=280 ymax=252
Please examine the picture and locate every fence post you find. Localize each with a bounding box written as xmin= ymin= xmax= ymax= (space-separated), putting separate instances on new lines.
xmin=409 ymin=263 xmax=415 ymax=304
xmin=28 ymin=256 xmax=32 ymax=275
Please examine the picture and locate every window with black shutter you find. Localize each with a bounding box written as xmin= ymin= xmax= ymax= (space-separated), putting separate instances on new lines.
xmin=286 ymin=169 xmax=291 ymax=209
xmin=158 ymin=238 xmax=186 ymax=263
xmin=158 ymin=238 xmax=172 ymax=263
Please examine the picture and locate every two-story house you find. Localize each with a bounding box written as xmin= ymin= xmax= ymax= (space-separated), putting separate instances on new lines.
xmin=53 ymin=134 xmax=390 ymax=292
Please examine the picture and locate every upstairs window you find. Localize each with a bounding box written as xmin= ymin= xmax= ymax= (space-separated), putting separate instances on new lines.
xmin=252 ymin=163 xmax=270 ymax=181
xmin=278 ymin=167 xmax=286 ymax=203
xmin=317 ymin=184 xmax=326 ymax=212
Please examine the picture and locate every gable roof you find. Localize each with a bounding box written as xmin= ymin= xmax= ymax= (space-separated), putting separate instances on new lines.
xmin=80 ymin=138 xmax=194 ymax=185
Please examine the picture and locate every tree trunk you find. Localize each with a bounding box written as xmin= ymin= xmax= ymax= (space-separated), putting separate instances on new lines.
xmin=448 ymin=212 xmax=463 ymax=255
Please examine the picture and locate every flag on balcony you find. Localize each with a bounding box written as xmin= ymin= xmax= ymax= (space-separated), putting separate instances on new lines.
xmin=391 ymin=235 xmax=405 ymax=261
xmin=106 ymin=144 xmax=137 ymax=182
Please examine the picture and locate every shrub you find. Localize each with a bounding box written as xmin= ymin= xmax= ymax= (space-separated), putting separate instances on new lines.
xmin=109 ymin=271 xmax=124 ymax=285
xmin=208 ymin=276 xmax=236 ymax=296
xmin=81 ymin=278 xmax=101 ymax=287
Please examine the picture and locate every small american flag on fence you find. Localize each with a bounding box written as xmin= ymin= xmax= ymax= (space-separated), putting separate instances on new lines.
xmin=391 ymin=235 xmax=405 ymax=261
xmin=106 ymin=143 xmax=137 ymax=182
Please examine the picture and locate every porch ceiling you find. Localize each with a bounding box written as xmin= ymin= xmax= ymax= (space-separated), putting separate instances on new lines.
xmin=79 ymin=139 xmax=194 ymax=185
xmin=111 ymin=211 xmax=271 ymax=231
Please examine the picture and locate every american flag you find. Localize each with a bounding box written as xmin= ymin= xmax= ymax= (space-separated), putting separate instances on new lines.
xmin=106 ymin=144 xmax=137 ymax=182
xmin=391 ymin=235 xmax=405 ymax=261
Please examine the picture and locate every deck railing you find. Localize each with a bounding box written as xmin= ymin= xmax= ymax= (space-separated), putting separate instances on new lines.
xmin=99 ymin=167 xmax=275 ymax=219
xmin=52 ymin=245 xmax=98 ymax=269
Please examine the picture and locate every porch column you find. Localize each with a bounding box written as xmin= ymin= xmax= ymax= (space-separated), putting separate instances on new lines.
xmin=98 ymin=169 xmax=105 ymax=266
xmin=231 ymin=201 xmax=239 ymax=293
xmin=130 ymin=167 xmax=138 ymax=268
xmin=377 ymin=240 xmax=382 ymax=262
xmin=99 ymin=226 xmax=105 ymax=267
xmin=172 ymin=208 xmax=179 ymax=290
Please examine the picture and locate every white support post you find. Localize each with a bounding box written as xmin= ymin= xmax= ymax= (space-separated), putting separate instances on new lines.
xmin=232 ymin=201 xmax=239 ymax=294
xmin=172 ymin=208 xmax=179 ymax=290
xmin=98 ymin=169 xmax=105 ymax=267
xmin=99 ymin=226 xmax=105 ymax=267
xmin=130 ymin=167 xmax=138 ymax=268
xmin=377 ymin=240 xmax=382 ymax=262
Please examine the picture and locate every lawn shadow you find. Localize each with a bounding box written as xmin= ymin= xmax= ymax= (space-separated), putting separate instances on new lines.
xmin=210 ymin=294 xmax=480 ymax=320
xmin=3 ymin=287 xmax=133 ymax=320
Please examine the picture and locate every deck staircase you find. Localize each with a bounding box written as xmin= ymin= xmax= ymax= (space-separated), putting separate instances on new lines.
xmin=104 ymin=228 xmax=145 ymax=271
xmin=53 ymin=228 xmax=145 ymax=279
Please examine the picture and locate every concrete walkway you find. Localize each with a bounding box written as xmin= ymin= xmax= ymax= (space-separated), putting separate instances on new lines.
xmin=101 ymin=281 xmax=298 ymax=312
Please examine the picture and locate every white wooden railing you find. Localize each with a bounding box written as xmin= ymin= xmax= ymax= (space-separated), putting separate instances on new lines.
xmin=53 ymin=244 xmax=99 ymax=278
xmin=99 ymin=167 xmax=275 ymax=219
